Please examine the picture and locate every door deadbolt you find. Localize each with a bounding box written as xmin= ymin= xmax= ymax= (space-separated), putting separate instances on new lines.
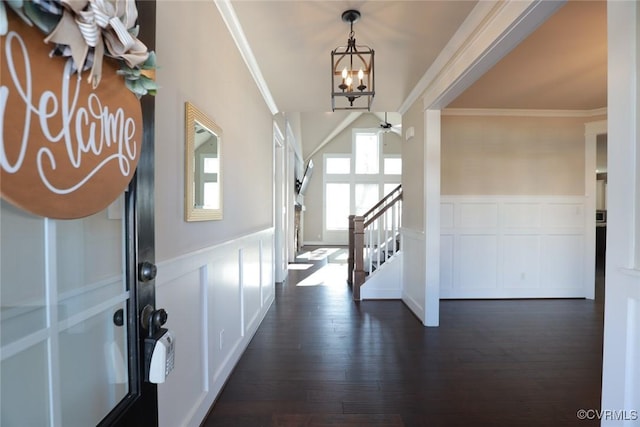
xmin=138 ymin=261 xmax=157 ymax=282
xmin=113 ymin=308 xmax=124 ymax=327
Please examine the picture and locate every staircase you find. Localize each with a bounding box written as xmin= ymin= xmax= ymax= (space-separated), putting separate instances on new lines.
xmin=348 ymin=185 xmax=402 ymax=300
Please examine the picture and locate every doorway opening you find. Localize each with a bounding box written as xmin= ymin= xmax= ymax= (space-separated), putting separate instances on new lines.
xmin=595 ymin=133 xmax=607 ymax=301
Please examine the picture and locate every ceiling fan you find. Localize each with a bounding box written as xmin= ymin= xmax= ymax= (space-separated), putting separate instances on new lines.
xmin=379 ymin=112 xmax=401 ymax=135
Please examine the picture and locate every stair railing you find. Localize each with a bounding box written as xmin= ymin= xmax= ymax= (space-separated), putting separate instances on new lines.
xmin=348 ymin=185 xmax=402 ymax=300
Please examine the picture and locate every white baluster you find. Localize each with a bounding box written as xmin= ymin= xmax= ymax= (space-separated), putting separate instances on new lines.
xmin=368 ymin=225 xmax=373 ymax=274
xmin=391 ymin=204 xmax=396 ymax=257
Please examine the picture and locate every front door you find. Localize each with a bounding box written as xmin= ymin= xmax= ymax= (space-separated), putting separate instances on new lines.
xmin=0 ymin=192 xmax=152 ymax=426
xmin=0 ymin=2 xmax=158 ymax=425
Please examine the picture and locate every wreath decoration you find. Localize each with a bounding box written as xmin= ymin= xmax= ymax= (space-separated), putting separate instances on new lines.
xmin=0 ymin=0 xmax=158 ymax=97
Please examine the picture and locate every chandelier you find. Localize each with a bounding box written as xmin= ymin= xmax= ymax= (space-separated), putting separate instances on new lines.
xmin=331 ymin=10 xmax=375 ymax=111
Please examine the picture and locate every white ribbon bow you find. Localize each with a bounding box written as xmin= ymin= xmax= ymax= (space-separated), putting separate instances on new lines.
xmin=45 ymin=0 xmax=148 ymax=88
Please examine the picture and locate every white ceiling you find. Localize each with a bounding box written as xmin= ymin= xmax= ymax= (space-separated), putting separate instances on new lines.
xmin=231 ymin=0 xmax=606 ymax=115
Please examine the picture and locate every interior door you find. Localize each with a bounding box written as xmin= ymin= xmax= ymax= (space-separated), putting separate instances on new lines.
xmin=274 ymin=123 xmax=287 ymax=282
xmin=0 ymin=2 xmax=157 ymax=425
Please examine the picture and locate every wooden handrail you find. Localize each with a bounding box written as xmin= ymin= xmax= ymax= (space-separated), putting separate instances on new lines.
xmin=364 ymin=193 xmax=402 ymax=228
xmin=362 ymin=184 xmax=402 ymax=220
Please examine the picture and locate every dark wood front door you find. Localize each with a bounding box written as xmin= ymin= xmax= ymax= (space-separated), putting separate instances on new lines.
xmin=100 ymin=1 xmax=159 ymax=425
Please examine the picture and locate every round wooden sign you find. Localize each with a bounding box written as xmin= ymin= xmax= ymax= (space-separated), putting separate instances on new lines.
xmin=0 ymin=14 xmax=143 ymax=219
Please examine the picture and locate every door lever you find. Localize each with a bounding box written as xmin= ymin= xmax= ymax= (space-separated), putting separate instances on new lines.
xmin=150 ymin=308 xmax=168 ymax=331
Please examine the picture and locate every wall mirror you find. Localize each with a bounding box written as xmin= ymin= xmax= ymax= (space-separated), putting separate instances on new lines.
xmin=185 ymin=102 xmax=223 ymax=221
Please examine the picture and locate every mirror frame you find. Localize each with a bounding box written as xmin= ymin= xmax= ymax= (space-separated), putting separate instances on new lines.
xmin=184 ymin=102 xmax=223 ymax=221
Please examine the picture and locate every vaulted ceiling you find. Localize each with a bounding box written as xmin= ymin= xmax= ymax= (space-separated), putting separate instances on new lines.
xmin=231 ymin=0 xmax=607 ymax=115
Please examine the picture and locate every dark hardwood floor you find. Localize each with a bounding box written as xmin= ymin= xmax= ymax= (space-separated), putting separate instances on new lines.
xmin=202 ymin=247 xmax=604 ymax=427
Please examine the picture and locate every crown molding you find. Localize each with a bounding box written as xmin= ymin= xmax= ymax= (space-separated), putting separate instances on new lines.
xmin=215 ymin=0 xmax=279 ymax=116
xmin=584 ymin=119 xmax=608 ymax=136
xmin=398 ymin=0 xmax=565 ymax=115
xmin=398 ymin=1 xmax=499 ymax=114
xmin=442 ymin=107 xmax=608 ymax=118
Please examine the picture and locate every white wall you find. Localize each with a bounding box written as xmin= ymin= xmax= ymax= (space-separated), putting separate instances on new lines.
xmin=401 ymin=102 xmax=425 ymax=231
xmin=601 ymin=1 xmax=640 ymax=424
xmin=154 ymin=2 xmax=275 ymax=426
xmin=155 ymin=1 xmax=273 ymax=262
xmin=400 ymin=101 xmax=426 ymax=323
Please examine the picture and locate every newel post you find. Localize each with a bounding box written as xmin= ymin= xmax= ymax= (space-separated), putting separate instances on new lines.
xmin=352 ymin=215 xmax=366 ymax=301
xmin=348 ymin=215 xmax=355 ymax=286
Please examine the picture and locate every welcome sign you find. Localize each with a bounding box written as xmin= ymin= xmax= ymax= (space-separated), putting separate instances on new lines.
xmin=1 ymin=12 xmax=143 ymax=219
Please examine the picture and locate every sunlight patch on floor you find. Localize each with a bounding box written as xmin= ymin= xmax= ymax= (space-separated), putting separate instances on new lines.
xmin=288 ymin=263 xmax=313 ymax=271
xmin=332 ymin=251 xmax=348 ymax=262
xmin=296 ymin=263 xmax=347 ymax=287
xmin=296 ymin=247 xmax=340 ymax=261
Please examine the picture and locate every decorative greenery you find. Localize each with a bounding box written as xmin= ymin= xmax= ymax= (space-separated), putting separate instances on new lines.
xmin=119 ymin=51 xmax=159 ymax=97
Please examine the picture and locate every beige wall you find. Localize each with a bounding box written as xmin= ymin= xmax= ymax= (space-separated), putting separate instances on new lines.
xmin=401 ymin=101 xmax=425 ymax=231
xmin=302 ymin=113 xmax=402 ymax=243
xmin=155 ymin=1 xmax=273 ymax=261
xmin=441 ymin=115 xmax=588 ymax=196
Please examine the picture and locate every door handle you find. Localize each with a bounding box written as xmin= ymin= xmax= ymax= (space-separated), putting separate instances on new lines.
xmin=150 ymin=308 xmax=168 ymax=331
xmin=138 ymin=261 xmax=157 ymax=282
xmin=140 ymin=306 xmax=168 ymax=332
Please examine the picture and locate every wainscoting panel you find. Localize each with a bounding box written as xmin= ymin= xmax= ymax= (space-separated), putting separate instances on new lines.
xmin=502 ymin=235 xmax=540 ymax=289
xmin=441 ymin=197 xmax=587 ymax=299
xmin=401 ymin=228 xmax=426 ymax=323
xmin=458 ymin=234 xmax=498 ymax=289
xmin=440 ymin=203 xmax=455 ymax=228
xmin=460 ymin=202 xmax=498 ymax=228
xmin=156 ymin=228 xmax=275 ymax=427
xmin=242 ymin=243 xmax=262 ymax=334
xmin=540 ymin=234 xmax=585 ymax=291
xmin=501 ymin=203 xmax=541 ymax=228
xmin=261 ymin=239 xmax=274 ymax=306
xmin=440 ymin=234 xmax=454 ymax=291
xmin=155 ymin=269 xmax=206 ymax=427
xmin=543 ymin=202 xmax=585 ymax=228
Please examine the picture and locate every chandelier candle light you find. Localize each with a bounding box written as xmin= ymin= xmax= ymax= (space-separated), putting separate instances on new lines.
xmin=331 ymin=9 xmax=375 ymax=111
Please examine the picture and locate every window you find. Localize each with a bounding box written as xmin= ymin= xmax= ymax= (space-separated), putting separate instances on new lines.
xmin=197 ymin=154 xmax=219 ymax=209
xmin=203 ymin=157 xmax=219 ymax=174
xmin=355 ymin=132 xmax=379 ymax=174
xmin=326 ymin=157 xmax=350 ymax=174
xmin=325 ymin=183 xmax=350 ymax=230
xmin=384 ymin=157 xmax=402 ymax=175
xmin=323 ymin=130 xmax=402 ymax=234
xmin=384 ymin=183 xmax=399 ymax=195
xmin=355 ymin=183 xmax=378 ymax=215
xmin=203 ymin=182 xmax=220 ymax=209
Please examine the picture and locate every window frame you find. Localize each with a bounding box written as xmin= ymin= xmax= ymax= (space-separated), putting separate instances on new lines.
xmin=322 ymin=130 xmax=401 ymax=240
